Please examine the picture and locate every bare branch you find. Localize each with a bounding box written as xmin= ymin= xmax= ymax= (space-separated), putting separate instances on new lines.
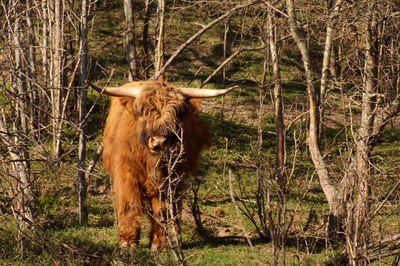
xmin=151 ymin=0 xmax=263 ymax=80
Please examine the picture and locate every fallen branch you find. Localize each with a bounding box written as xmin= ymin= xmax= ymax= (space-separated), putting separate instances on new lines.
xmin=324 ymin=233 xmax=400 ymax=265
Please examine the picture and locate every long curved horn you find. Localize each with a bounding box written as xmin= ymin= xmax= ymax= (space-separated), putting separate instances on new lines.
xmin=88 ymin=82 xmax=142 ymax=98
xmin=177 ymin=85 xmax=238 ymax=98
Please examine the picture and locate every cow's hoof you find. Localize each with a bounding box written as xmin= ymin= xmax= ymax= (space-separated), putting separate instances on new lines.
xmin=120 ymin=242 xmax=139 ymax=255
xmin=150 ymin=244 xmax=158 ymax=253
xmin=119 ymin=242 xmax=130 ymax=255
xmin=151 ymin=245 xmax=166 ymax=253
xmin=150 ymin=243 xmax=168 ymax=253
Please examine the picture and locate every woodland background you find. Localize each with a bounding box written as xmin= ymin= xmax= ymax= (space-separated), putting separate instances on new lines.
xmin=0 ymin=0 xmax=400 ymax=265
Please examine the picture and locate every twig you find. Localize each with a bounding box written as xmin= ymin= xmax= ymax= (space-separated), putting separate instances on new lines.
xmin=263 ymin=0 xmax=288 ymax=18
xmin=222 ymin=137 xmax=228 ymax=186
xmin=228 ymin=169 xmax=254 ymax=248
xmin=371 ymin=177 xmax=400 ymax=217
xmin=86 ymin=143 xmax=103 ymax=178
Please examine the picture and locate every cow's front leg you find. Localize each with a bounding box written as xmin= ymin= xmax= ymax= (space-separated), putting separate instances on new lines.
xmin=114 ymin=176 xmax=143 ymax=247
xmin=149 ymin=196 xmax=168 ymax=251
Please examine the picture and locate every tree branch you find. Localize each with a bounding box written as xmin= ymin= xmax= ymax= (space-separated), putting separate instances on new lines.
xmin=200 ymin=45 xmax=267 ymax=88
xmin=151 ymin=0 xmax=263 ymax=80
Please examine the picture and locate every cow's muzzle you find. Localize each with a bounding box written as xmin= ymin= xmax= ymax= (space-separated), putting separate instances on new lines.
xmin=148 ymin=136 xmax=168 ymax=152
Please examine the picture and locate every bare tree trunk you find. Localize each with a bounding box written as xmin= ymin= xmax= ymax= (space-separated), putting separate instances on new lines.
xmin=267 ymin=6 xmax=287 ymax=264
xmin=12 ymin=0 xmax=30 ymax=177
xmin=221 ymin=16 xmax=231 ymax=119
xmin=351 ymin=6 xmax=378 ymax=263
xmin=1 ymin=0 xmax=36 ymax=230
xmin=286 ymin=0 xmax=338 ymax=208
xmin=142 ymin=0 xmax=150 ymax=78
xmin=26 ymin=0 xmax=36 ymax=81
xmin=154 ymin=0 xmax=165 ymax=78
xmin=25 ymin=0 xmax=38 ymax=139
xmin=42 ymin=0 xmax=49 ymax=84
xmin=124 ymin=0 xmax=138 ymax=81
xmin=39 ymin=0 xmax=49 ymax=139
xmin=0 ymin=118 xmax=35 ymax=228
xmin=268 ymin=9 xmax=285 ymax=189
xmin=319 ymin=0 xmax=342 ymax=135
xmin=285 ymin=0 xmax=347 ymax=242
xmin=51 ymin=0 xmax=64 ymax=159
xmin=77 ymin=0 xmax=89 ymax=227
xmin=256 ymin=80 xmax=268 ymax=240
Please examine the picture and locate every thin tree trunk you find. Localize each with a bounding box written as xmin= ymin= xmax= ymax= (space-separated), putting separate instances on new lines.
xmin=12 ymin=0 xmax=30 ymax=177
xmin=40 ymin=0 xmax=49 ymax=139
xmin=286 ymin=0 xmax=338 ymax=208
xmin=142 ymin=0 xmax=150 ymax=78
xmin=154 ymin=0 xmax=165 ymax=78
xmin=285 ymin=0 xmax=348 ymax=243
xmin=221 ymin=16 xmax=230 ymax=119
xmin=77 ymin=0 xmax=89 ymax=226
xmin=319 ymin=0 xmax=342 ymax=136
xmin=124 ymin=0 xmax=138 ymax=81
xmin=42 ymin=0 xmax=49 ymax=83
xmin=26 ymin=0 xmax=38 ymax=138
xmin=0 ymin=116 xmax=35 ymax=229
xmin=267 ymin=5 xmax=286 ymax=264
xmin=52 ymin=0 xmax=63 ymax=159
xmin=268 ymin=9 xmax=285 ymax=189
xmin=1 ymin=0 xmax=36 ymax=230
xmin=351 ymin=6 xmax=378 ymax=263
xmin=26 ymin=0 xmax=36 ymax=82
xmin=329 ymin=46 xmax=337 ymax=81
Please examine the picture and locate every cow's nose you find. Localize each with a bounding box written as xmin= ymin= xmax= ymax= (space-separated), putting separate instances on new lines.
xmin=148 ymin=136 xmax=167 ymax=151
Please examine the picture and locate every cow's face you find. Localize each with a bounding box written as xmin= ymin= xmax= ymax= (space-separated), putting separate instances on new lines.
xmin=132 ymin=85 xmax=188 ymax=155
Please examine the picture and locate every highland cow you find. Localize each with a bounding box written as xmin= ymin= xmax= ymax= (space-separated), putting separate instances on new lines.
xmin=90 ymin=80 xmax=236 ymax=251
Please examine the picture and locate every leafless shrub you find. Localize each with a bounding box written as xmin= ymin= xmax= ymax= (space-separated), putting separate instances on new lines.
xmin=151 ymin=125 xmax=186 ymax=265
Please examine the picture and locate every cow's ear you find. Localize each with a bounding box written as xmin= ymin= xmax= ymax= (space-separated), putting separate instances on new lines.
xmin=119 ymin=97 xmax=135 ymax=114
xmin=188 ymin=98 xmax=201 ymax=113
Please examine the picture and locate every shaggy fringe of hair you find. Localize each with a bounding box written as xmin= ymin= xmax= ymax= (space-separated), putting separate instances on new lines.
xmin=133 ymin=81 xmax=187 ymax=136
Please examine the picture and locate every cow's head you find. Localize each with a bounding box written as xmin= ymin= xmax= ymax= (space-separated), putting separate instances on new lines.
xmin=90 ymin=81 xmax=237 ymax=154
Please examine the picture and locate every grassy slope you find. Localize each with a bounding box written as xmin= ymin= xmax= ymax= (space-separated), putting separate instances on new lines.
xmin=1 ymin=1 xmax=399 ymax=265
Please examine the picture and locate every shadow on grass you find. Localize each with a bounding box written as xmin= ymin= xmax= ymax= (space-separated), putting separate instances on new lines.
xmin=203 ymin=113 xmax=275 ymax=152
xmin=183 ymin=231 xmax=329 ymax=256
xmin=0 ymin=223 xmax=160 ymax=265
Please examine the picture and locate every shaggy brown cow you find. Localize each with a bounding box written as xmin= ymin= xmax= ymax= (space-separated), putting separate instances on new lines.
xmin=91 ymin=80 xmax=236 ymax=251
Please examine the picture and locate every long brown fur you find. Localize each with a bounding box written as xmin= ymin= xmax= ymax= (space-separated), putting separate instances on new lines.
xmin=102 ymin=80 xmax=210 ymax=249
